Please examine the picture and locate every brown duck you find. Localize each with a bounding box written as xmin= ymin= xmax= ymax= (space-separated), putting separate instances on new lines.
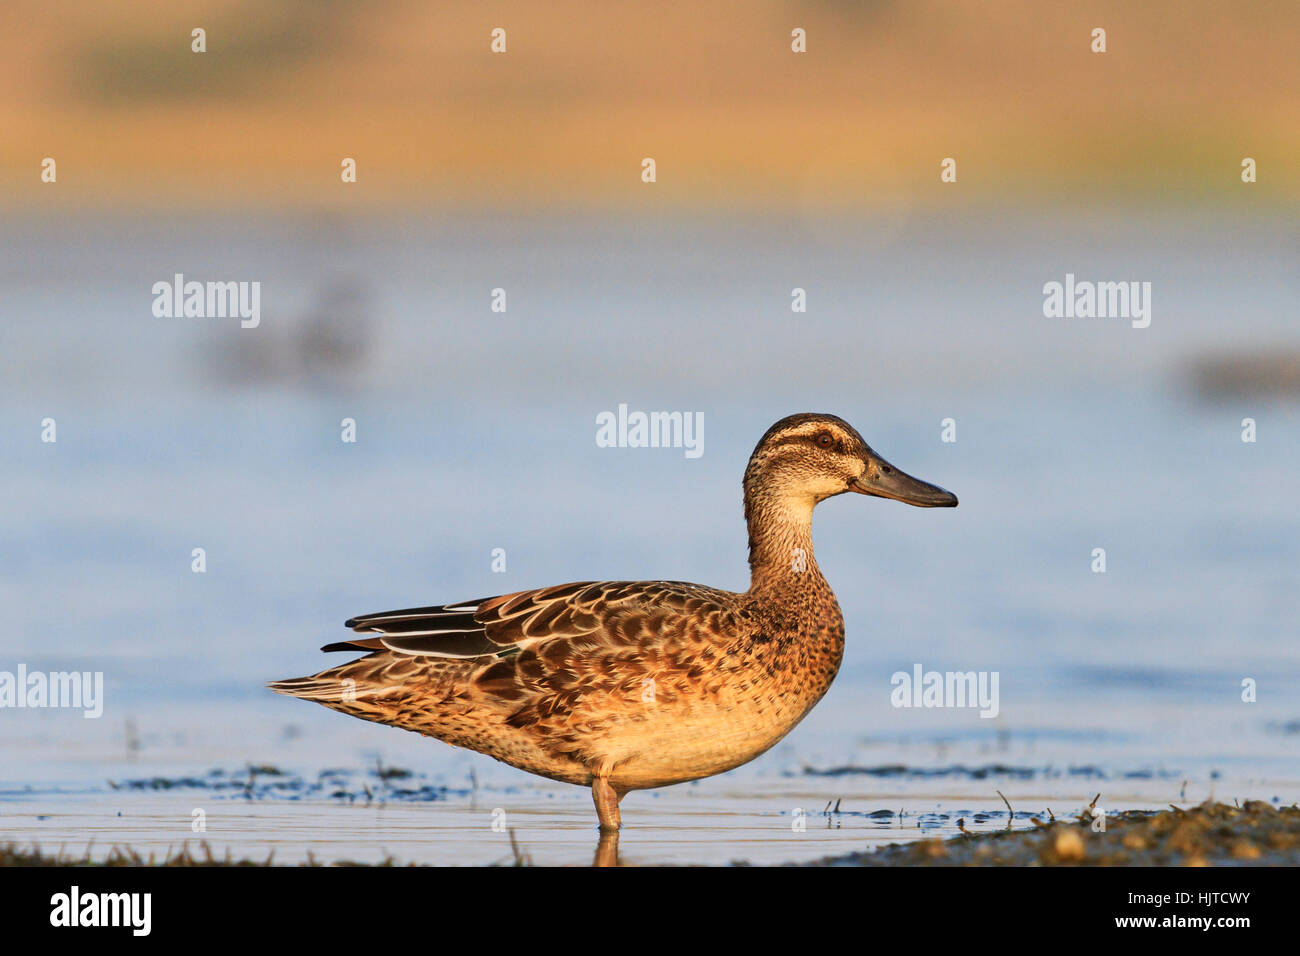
xmin=270 ymin=413 xmax=957 ymax=831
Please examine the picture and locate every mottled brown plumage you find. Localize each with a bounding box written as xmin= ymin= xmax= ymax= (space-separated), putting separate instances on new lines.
xmin=270 ymin=413 xmax=957 ymax=831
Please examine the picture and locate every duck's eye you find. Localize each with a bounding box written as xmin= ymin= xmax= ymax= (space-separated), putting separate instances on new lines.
xmin=816 ymin=433 xmax=833 ymax=448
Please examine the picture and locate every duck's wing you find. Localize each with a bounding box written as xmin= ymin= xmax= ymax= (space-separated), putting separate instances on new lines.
xmin=325 ymin=580 xmax=738 ymax=665
xmin=275 ymin=580 xmax=743 ymax=740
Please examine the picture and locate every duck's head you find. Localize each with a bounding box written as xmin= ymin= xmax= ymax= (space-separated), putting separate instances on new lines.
xmin=745 ymin=412 xmax=958 ymax=510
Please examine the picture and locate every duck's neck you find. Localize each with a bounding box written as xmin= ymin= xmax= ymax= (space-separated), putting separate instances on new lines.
xmin=745 ymin=490 xmax=823 ymax=592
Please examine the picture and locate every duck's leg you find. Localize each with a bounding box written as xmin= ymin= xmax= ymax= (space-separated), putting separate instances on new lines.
xmin=591 ymin=776 xmax=623 ymax=831
xmin=593 ymin=829 xmax=619 ymax=867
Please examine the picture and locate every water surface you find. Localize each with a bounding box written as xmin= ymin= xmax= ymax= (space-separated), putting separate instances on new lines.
xmin=1 ymin=211 xmax=1296 ymax=863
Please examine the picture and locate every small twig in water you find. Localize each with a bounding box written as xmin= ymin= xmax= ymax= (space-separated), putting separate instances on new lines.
xmin=996 ymin=790 xmax=1014 ymax=831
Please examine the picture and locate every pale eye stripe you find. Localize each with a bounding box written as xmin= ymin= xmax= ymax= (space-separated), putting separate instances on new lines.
xmin=777 ymin=427 xmax=836 ymax=445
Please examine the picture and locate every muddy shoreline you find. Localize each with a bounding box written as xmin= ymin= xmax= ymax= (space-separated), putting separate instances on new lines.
xmin=808 ymin=800 xmax=1300 ymax=866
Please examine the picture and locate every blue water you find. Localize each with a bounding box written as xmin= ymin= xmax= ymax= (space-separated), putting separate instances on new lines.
xmin=1 ymin=210 xmax=1297 ymax=862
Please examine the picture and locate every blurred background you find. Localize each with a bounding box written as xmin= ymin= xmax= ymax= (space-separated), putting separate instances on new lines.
xmin=0 ymin=1 xmax=1297 ymax=863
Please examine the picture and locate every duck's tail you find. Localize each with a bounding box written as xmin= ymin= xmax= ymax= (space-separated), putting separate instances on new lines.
xmin=267 ymin=674 xmax=354 ymax=703
xmin=267 ymin=651 xmax=403 ymax=707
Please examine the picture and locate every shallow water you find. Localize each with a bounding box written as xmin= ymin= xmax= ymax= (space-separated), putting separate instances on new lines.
xmin=1 ymin=210 xmax=1297 ymax=864
xmin=0 ymin=736 xmax=1243 ymax=866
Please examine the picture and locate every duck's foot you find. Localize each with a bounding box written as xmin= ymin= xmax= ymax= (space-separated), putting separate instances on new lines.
xmin=591 ymin=776 xmax=623 ymax=831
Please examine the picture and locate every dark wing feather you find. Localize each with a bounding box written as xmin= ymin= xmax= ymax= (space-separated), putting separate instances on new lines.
xmin=327 ymin=598 xmax=497 ymax=659
xmin=327 ymin=580 xmax=734 ymax=664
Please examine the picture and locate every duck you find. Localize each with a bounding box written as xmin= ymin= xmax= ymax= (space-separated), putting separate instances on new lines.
xmin=269 ymin=413 xmax=957 ymax=835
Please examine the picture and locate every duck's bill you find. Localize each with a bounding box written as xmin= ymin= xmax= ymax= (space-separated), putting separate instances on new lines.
xmin=850 ymin=457 xmax=958 ymax=508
